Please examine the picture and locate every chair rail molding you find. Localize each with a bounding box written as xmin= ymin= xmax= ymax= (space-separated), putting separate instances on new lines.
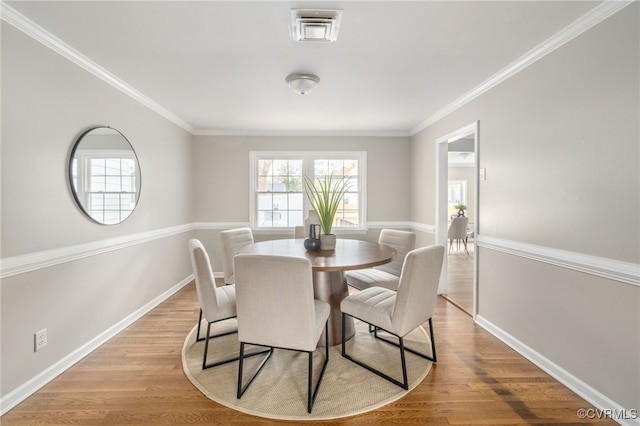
xmin=476 ymin=235 xmax=640 ymax=288
xmin=0 ymin=223 xmax=195 ymax=279
xmin=409 ymin=222 xmax=436 ymax=235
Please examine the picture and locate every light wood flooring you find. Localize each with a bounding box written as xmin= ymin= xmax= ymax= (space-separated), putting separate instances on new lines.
xmin=444 ymin=239 xmax=475 ymax=315
xmin=2 ymin=278 xmax=613 ymax=425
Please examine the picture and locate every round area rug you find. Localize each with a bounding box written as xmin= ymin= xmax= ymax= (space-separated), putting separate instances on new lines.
xmin=182 ymin=318 xmax=433 ymax=421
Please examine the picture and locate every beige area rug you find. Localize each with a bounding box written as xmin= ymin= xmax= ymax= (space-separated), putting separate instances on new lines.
xmin=182 ymin=318 xmax=433 ymax=421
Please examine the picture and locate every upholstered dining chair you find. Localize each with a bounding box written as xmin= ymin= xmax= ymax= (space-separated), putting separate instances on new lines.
xmin=340 ymin=245 xmax=445 ymax=390
xmin=188 ymin=238 xmax=240 ymax=370
xmin=448 ymin=216 xmax=470 ymax=255
xmin=234 ymin=254 xmax=330 ymax=413
xmin=220 ymin=227 xmax=254 ymax=285
xmin=345 ymin=229 xmax=416 ymax=291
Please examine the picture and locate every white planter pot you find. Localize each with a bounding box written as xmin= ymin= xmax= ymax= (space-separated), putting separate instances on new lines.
xmin=320 ymin=234 xmax=336 ymax=250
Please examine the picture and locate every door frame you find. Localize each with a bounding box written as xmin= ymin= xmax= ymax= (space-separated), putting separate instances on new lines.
xmin=435 ymin=121 xmax=479 ymax=317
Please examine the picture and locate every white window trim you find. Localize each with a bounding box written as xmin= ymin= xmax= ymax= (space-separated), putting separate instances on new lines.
xmin=249 ymin=151 xmax=367 ymax=233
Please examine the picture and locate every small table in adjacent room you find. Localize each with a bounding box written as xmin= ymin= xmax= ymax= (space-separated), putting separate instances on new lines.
xmin=237 ymin=238 xmax=396 ymax=346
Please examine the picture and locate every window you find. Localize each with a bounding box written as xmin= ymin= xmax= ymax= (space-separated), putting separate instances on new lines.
xmin=72 ymin=151 xmax=138 ymax=224
xmin=448 ymin=180 xmax=467 ymax=217
xmin=250 ymin=152 xmax=366 ymax=230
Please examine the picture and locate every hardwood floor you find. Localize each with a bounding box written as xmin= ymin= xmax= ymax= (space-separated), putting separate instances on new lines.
xmin=444 ymin=240 xmax=475 ymax=315
xmin=2 ymin=281 xmax=614 ymax=425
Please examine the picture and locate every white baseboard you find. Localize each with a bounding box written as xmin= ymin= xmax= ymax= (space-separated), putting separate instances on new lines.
xmin=0 ymin=275 xmax=194 ymax=416
xmin=476 ymin=315 xmax=640 ymax=426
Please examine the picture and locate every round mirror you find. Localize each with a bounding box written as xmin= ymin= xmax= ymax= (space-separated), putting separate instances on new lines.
xmin=69 ymin=126 xmax=141 ymax=225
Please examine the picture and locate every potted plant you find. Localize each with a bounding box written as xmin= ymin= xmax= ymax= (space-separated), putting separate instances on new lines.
xmin=454 ymin=203 xmax=467 ymax=217
xmin=303 ymin=173 xmax=351 ymax=250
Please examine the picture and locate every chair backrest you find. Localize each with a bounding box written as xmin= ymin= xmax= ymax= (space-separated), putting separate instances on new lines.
xmin=448 ymin=217 xmax=469 ymax=240
xmin=294 ymin=225 xmax=306 ymax=238
xmin=391 ymin=245 xmax=445 ymax=337
xmin=188 ymin=239 xmax=222 ymax=321
xmin=234 ymin=254 xmax=318 ymax=351
xmin=220 ymin=228 xmax=254 ymax=284
xmin=375 ymin=229 xmax=417 ymax=277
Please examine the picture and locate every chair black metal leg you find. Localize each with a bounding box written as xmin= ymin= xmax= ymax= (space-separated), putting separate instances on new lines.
xmin=341 ymin=313 xmax=347 ymax=357
xmin=196 ymin=310 xmax=236 ymax=343
xmin=342 ymin=313 xmax=437 ymax=390
xmin=237 ymin=342 xmax=273 ymax=399
xmin=307 ymin=321 xmax=330 ymax=413
xmin=341 ymin=313 xmax=409 ymax=390
xmin=199 ymin=316 xmax=268 ymax=370
xmin=399 ymin=336 xmax=408 ymax=389
xmin=373 ymin=317 xmax=437 ymax=363
xmin=307 ymin=352 xmax=313 ymax=413
xmin=196 ymin=309 xmax=204 ymax=342
xmin=202 ymin=321 xmax=241 ymax=370
xmin=428 ymin=317 xmax=437 ymax=362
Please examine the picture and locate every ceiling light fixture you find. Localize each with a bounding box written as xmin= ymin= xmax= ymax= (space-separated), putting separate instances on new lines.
xmin=290 ymin=9 xmax=343 ymax=42
xmin=285 ymin=73 xmax=320 ymax=95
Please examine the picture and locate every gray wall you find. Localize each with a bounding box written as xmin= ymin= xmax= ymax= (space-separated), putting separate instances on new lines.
xmin=1 ymin=24 xmax=195 ymax=397
xmin=410 ymin=4 xmax=639 ymax=409
xmin=191 ymin=135 xmax=412 ymax=271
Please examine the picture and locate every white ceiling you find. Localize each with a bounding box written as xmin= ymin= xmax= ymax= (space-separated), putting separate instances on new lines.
xmin=5 ymin=1 xmax=606 ymax=136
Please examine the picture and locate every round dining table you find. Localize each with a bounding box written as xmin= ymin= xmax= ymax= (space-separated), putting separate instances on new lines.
xmin=237 ymin=238 xmax=396 ymax=346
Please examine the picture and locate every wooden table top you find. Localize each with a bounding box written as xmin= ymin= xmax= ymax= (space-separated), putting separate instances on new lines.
xmin=237 ymin=238 xmax=395 ymax=272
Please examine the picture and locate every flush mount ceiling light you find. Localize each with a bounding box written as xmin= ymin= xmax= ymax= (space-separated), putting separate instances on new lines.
xmin=285 ymin=73 xmax=320 ymax=95
xmin=290 ymin=9 xmax=343 ymax=42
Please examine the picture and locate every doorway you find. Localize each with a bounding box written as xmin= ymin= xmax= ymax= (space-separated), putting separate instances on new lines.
xmin=435 ymin=122 xmax=479 ymax=317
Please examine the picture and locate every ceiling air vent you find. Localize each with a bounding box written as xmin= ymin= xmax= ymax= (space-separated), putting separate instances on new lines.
xmin=290 ymin=9 xmax=343 ymax=42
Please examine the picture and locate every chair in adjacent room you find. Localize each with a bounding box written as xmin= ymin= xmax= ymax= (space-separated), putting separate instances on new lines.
xmin=188 ymin=238 xmax=240 ymax=370
xmin=345 ymin=229 xmax=416 ymax=291
xmin=448 ymin=216 xmax=470 ymax=255
xmin=340 ymin=245 xmax=445 ymax=390
xmin=234 ymin=254 xmax=330 ymax=413
xmin=220 ymin=227 xmax=254 ymax=285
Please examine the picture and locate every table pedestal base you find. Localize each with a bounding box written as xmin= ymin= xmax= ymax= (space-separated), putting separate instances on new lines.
xmin=313 ymin=270 xmax=354 ymax=347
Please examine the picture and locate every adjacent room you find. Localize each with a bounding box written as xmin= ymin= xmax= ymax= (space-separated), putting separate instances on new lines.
xmin=1 ymin=1 xmax=638 ymax=424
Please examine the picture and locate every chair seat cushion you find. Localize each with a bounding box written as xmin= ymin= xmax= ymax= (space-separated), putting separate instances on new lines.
xmin=340 ymin=287 xmax=396 ymax=333
xmin=345 ymin=268 xmax=400 ymax=291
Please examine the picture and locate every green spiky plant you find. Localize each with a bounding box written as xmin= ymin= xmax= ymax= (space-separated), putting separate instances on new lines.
xmin=303 ymin=173 xmax=351 ymax=235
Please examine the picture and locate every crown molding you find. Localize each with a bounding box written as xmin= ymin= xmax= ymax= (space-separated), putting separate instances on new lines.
xmin=0 ymin=3 xmax=195 ymax=134
xmin=410 ymin=0 xmax=635 ymax=136
xmin=193 ymin=128 xmax=411 ymax=138
xmin=1 ymin=1 xmax=634 ymax=138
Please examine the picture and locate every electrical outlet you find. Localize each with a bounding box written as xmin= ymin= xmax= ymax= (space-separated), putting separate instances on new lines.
xmin=34 ymin=329 xmax=47 ymax=352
